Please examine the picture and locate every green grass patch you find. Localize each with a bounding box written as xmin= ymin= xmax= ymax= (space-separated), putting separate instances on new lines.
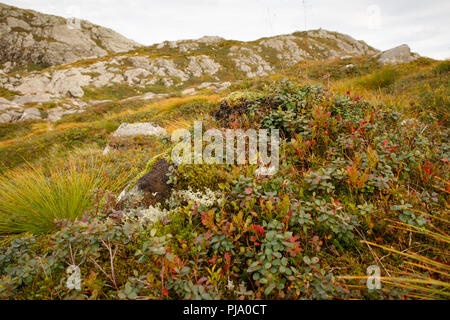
xmin=357 ymin=67 xmax=400 ymax=90
xmin=0 ymin=126 xmax=108 ymax=171
xmin=0 ymin=87 xmax=21 ymax=100
xmin=433 ymin=60 xmax=450 ymax=75
xmin=83 ymin=84 xmax=143 ymax=101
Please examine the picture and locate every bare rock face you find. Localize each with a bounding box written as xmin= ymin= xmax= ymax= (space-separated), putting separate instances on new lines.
xmin=19 ymin=107 xmax=41 ymax=121
xmin=0 ymin=3 xmax=141 ymax=68
xmin=260 ymin=35 xmax=311 ymax=66
xmin=187 ymin=55 xmax=221 ymax=77
xmin=229 ymin=46 xmax=273 ymax=78
xmin=377 ymin=45 xmax=420 ymax=65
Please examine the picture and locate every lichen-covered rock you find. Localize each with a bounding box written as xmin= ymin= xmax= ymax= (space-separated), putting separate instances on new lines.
xmin=0 ymin=112 xmax=12 ymax=123
xmin=68 ymin=86 xmax=84 ymax=98
xmin=156 ymin=36 xmax=224 ymax=53
xmin=47 ymin=106 xmax=82 ymax=122
xmin=147 ymin=58 xmax=189 ymax=81
xmin=13 ymin=69 xmax=91 ymax=97
xmin=0 ymin=6 xmax=385 ymax=125
xmin=123 ymin=68 xmax=151 ymax=84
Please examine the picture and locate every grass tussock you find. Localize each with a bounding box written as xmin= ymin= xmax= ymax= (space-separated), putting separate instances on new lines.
xmin=433 ymin=60 xmax=450 ymax=75
xmin=0 ymin=159 xmax=128 ymax=235
xmin=357 ymin=67 xmax=400 ymax=90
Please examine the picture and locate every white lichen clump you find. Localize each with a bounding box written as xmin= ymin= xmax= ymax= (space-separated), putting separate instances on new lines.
xmin=123 ymin=205 xmax=169 ymax=225
xmin=174 ymin=187 xmax=223 ymax=207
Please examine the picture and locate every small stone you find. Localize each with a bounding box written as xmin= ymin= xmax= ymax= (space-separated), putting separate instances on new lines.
xmin=182 ymin=88 xmax=196 ymax=95
xmin=102 ymin=145 xmax=112 ymax=155
xmin=68 ymin=86 xmax=84 ymax=98
xmin=19 ymin=107 xmax=41 ymax=121
xmin=0 ymin=113 xmax=12 ymax=123
xmin=112 ymin=122 xmax=167 ymax=138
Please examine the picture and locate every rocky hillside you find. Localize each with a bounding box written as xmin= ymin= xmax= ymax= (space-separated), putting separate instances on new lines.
xmin=0 ymin=5 xmax=426 ymax=125
xmin=0 ymin=3 xmax=140 ymax=70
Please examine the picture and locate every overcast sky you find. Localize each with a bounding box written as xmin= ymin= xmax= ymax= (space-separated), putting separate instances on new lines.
xmin=2 ymin=0 xmax=449 ymax=59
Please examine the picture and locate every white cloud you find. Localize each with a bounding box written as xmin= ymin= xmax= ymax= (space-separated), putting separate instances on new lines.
xmin=2 ymin=0 xmax=449 ymax=59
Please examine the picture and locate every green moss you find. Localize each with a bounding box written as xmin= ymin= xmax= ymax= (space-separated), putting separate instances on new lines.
xmin=31 ymin=34 xmax=57 ymax=44
xmin=175 ymin=163 xmax=224 ymax=191
xmin=145 ymin=148 xmax=172 ymax=172
xmin=9 ymin=62 xmax=51 ymax=74
xmin=11 ymin=26 xmax=29 ymax=33
xmin=123 ymin=148 xmax=172 ymax=190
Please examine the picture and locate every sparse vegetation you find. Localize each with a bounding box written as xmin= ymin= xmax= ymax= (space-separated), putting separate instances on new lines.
xmin=0 ymin=87 xmax=21 ymax=100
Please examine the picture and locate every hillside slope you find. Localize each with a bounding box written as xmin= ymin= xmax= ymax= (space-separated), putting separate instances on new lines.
xmin=0 ymin=26 xmax=382 ymax=123
xmin=0 ymin=3 xmax=140 ymax=70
